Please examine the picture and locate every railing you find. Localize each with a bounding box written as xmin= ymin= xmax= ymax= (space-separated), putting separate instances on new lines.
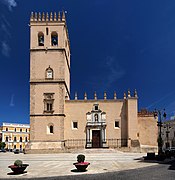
xmin=106 ymin=139 xmax=128 ymax=148
xmin=65 ymin=139 xmax=128 ymax=148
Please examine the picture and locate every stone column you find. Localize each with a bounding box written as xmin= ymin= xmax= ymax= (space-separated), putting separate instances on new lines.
xmin=86 ymin=128 xmax=91 ymax=148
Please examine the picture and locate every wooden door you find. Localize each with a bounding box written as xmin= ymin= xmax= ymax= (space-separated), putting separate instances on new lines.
xmin=92 ymin=130 xmax=100 ymax=148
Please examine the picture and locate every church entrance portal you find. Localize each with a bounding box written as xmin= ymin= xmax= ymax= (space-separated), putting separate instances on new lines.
xmin=92 ymin=130 xmax=101 ymax=148
xmin=86 ymin=104 xmax=108 ymax=148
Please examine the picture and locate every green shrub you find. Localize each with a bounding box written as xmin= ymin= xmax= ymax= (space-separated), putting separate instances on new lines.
xmin=77 ymin=154 xmax=85 ymax=163
xmin=0 ymin=142 xmax=6 ymax=149
xmin=14 ymin=160 xmax=23 ymax=167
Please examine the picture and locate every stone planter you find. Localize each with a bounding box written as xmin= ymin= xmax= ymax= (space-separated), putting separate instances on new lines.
xmin=8 ymin=164 xmax=29 ymax=174
xmin=73 ymin=162 xmax=90 ymax=172
xmin=144 ymin=152 xmax=156 ymax=160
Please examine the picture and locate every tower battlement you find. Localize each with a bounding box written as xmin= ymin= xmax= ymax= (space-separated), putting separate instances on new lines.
xmin=30 ymin=11 xmax=66 ymax=22
xmin=71 ymin=89 xmax=138 ymax=101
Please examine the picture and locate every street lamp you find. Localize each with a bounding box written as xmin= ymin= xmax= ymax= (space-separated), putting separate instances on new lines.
xmin=153 ymin=109 xmax=166 ymax=155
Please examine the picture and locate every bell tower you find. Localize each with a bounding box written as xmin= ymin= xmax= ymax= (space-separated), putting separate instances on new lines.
xmin=28 ymin=12 xmax=70 ymax=153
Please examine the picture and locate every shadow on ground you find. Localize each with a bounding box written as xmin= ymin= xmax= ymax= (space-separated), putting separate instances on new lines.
xmin=134 ymin=156 xmax=175 ymax=170
xmin=7 ymin=171 xmax=27 ymax=175
xmin=71 ymin=169 xmax=87 ymax=173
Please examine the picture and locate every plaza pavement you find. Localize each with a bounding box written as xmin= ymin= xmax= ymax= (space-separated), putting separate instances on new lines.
xmin=0 ymin=149 xmax=160 ymax=179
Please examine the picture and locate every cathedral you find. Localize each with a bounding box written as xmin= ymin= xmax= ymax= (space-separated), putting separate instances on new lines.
xmin=26 ymin=12 xmax=158 ymax=153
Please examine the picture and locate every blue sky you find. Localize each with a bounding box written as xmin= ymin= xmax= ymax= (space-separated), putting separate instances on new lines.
xmin=0 ymin=0 xmax=175 ymax=124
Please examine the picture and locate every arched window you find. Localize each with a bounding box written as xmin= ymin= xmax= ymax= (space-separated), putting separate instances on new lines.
xmin=45 ymin=66 xmax=53 ymax=79
xmin=38 ymin=32 xmax=44 ymax=46
xmin=50 ymin=125 xmax=54 ymax=134
xmin=47 ymin=124 xmax=54 ymax=134
xmin=51 ymin=32 xmax=58 ymax=46
xmin=20 ymin=137 xmax=22 ymax=142
xmin=25 ymin=137 xmax=28 ymax=142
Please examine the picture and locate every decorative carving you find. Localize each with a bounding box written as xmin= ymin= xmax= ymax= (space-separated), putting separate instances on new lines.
xmin=104 ymin=91 xmax=107 ymax=100
xmin=75 ymin=92 xmax=78 ymax=100
xmin=94 ymin=92 xmax=97 ymax=100
xmin=38 ymin=12 xmax=41 ymax=21
xmin=134 ymin=89 xmax=138 ymax=98
xmin=50 ymin=12 xmax=53 ymax=21
xmin=42 ymin=12 xmax=45 ymax=21
xmin=114 ymin=91 xmax=117 ymax=99
xmin=128 ymin=89 xmax=131 ymax=97
xmin=54 ymin=12 xmax=57 ymax=21
xmin=84 ymin=92 xmax=87 ymax=100
xmin=58 ymin=12 xmax=61 ymax=21
xmin=30 ymin=12 xmax=34 ymax=21
xmin=124 ymin=92 xmax=126 ymax=99
xmin=46 ymin=12 xmax=49 ymax=21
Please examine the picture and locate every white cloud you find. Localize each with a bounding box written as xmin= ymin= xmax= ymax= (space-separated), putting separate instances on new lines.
xmin=104 ymin=56 xmax=125 ymax=88
xmin=0 ymin=0 xmax=16 ymax=57
xmin=87 ymin=56 xmax=125 ymax=91
xmin=1 ymin=0 xmax=17 ymax=11
xmin=10 ymin=94 xmax=15 ymax=107
xmin=1 ymin=16 xmax=11 ymax=37
xmin=146 ymin=91 xmax=175 ymax=109
xmin=1 ymin=41 xmax=10 ymax=57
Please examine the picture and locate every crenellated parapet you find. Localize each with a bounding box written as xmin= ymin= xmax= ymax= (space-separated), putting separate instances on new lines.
xmin=30 ymin=11 xmax=66 ymax=22
xmin=70 ymin=89 xmax=138 ymax=101
xmin=138 ymin=109 xmax=154 ymax=117
xmin=30 ymin=11 xmax=70 ymax=51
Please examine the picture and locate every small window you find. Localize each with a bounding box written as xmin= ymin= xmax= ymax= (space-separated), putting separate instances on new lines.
xmin=51 ymin=32 xmax=58 ymax=46
xmin=26 ymin=129 xmax=28 ymax=132
xmin=14 ymin=137 xmax=16 ymax=141
xmin=44 ymin=93 xmax=54 ymax=113
xmin=25 ymin=137 xmax=28 ymax=142
xmin=14 ymin=128 xmax=16 ymax=132
xmin=14 ymin=145 xmax=16 ymax=149
xmin=115 ymin=121 xmax=119 ymax=128
xmin=20 ymin=137 xmax=22 ymax=142
xmin=95 ymin=105 xmax=98 ymax=111
xmin=73 ymin=122 xmax=78 ymax=129
xmin=6 ymin=128 xmax=8 ymax=131
xmin=6 ymin=137 xmax=8 ymax=141
xmin=20 ymin=128 xmax=22 ymax=132
xmin=50 ymin=125 xmax=54 ymax=134
xmin=46 ymin=27 xmax=49 ymax=35
xmin=47 ymin=103 xmax=53 ymax=111
xmin=38 ymin=32 xmax=44 ymax=46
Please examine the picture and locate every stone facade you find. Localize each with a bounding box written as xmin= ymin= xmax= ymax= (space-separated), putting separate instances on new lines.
xmin=161 ymin=120 xmax=175 ymax=149
xmin=26 ymin=12 xmax=158 ymax=153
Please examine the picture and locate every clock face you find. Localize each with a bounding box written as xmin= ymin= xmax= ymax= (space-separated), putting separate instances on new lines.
xmin=47 ymin=71 xmax=53 ymax=78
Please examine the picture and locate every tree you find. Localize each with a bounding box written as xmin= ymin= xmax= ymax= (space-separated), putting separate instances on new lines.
xmin=0 ymin=142 xmax=6 ymax=149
